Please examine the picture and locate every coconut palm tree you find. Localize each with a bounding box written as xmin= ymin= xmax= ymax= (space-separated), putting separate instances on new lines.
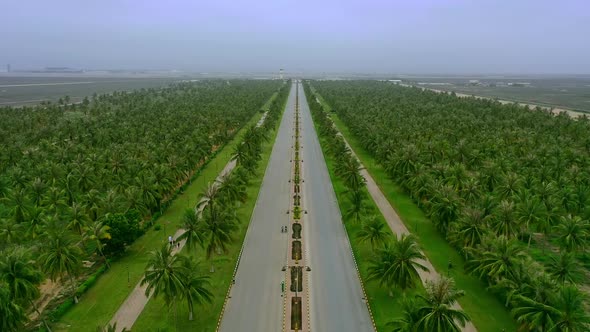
xmin=201 ymin=207 xmax=238 ymax=271
xmin=386 ymin=297 xmax=421 ymax=332
xmin=466 ymin=236 xmax=527 ymax=284
xmin=367 ymin=234 xmax=429 ymax=296
xmin=356 ymin=216 xmax=390 ymax=250
xmin=67 ymin=202 xmax=89 ymax=238
xmin=555 ymin=215 xmax=589 ymax=253
xmin=141 ymin=244 xmax=186 ymax=308
xmin=0 ymin=283 xmax=26 ymax=332
xmin=415 ymin=277 xmax=470 ymax=332
xmin=511 ymin=292 xmax=556 ymax=332
xmin=0 ymin=218 xmax=23 ymax=246
xmin=344 ymin=190 xmax=366 ymax=224
xmin=196 ymin=182 xmax=220 ymax=218
xmin=448 ymin=207 xmax=489 ymax=251
xmin=335 ymin=156 xmax=365 ymax=191
xmin=217 ymin=171 xmax=247 ymax=205
xmin=546 ymin=251 xmax=583 ymax=285
xmin=86 ymin=220 xmax=111 ymax=268
xmin=549 ymin=285 xmax=590 ymax=331
xmin=490 ymin=200 xmax=521 ymax=238
xmin=0 ymin=248 xmax=52 ymax=331
xmin=39 ymin=230 xmax=83 ymax=303
xmin=179 ymin=258 xmax=213 ymax=320
xmin=177 ymin=209 xmax=206 ymax=252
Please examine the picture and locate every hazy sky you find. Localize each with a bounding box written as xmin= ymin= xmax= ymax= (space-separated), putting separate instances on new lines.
xmin=1 ymin=0 xmax=589 ymax=74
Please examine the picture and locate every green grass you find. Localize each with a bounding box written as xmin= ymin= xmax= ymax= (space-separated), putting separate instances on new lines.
xmin=131 ymin=102 xmax=284 ymax=331
xmin=56 ymin=107 xmax=271 ymax=331
xmin=311 ymin=88 xmax=517 ymax=332
xmin=319 ymin=134 xmax=422 ymax=330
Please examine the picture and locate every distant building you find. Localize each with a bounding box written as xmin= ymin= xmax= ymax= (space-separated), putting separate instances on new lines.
xmin=468 ymin=79 xmax=480 ymax=85
xmin=6 ymin=64 xmax=10 ymax=72
xmin=39 ymin=67 xmax=84 ymax=73
xmin=388 ymin=79 xmax=402 ymax=84
xmin=507 ymin=82 xmax=531 ymax=87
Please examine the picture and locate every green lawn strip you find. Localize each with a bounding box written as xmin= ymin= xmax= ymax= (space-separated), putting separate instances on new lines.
xmin=132 ymin=93 xmax=285 ymax=332
xmin=312 ymin=88 xmax=517 ymax=332
xmin=57 ymin=108 xmax=268 ymax=331
xmin=319 ymin=135 xmax=422 ymax=330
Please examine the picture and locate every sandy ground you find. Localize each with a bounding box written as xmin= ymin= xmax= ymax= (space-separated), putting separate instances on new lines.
xmin=412 ymin=84 xmax=586 ymax=118
xmin=29 ymin=279 xmax=63 ymax=321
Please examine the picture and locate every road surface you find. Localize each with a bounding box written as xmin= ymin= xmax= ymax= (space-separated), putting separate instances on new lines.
xmin=219 ymin=83 xmax=295 ymax=331
xmin=299 ymin=83 xmax=374 ymax=332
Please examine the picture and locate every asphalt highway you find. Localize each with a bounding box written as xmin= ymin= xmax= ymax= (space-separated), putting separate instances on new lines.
xmin=299 ymin=82 xmax=374 ymax=332
xmin=219 ymin=82 xmax=295 ymax=332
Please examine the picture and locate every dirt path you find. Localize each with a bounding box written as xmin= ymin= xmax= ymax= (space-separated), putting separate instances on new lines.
xmin=326 ymin=117 xmax=478 ymax=331
xmin=108 ymin=108 xmax=267 ymax=331
xmin=29 ymin=279 xmax=63 ymax=321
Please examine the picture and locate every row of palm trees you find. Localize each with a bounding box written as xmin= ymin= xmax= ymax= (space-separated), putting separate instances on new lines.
xmin=310 ymin=80 xmax=590 ymax=331
xmin=0 ymin=81 xmax=286 ymax=331
xmin=304 ymin=82 xmax=472 ymax=331
xmin=136 ymin=82 xmax=289 ymax=325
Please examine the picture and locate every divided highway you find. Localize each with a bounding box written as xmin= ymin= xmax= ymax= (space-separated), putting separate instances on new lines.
xmin=219 ymin=82 xmax=373 ymax=331
xmin=299 ymin=83 xmax=374 ymax=332
xmin=219 ymin=83 xmax=295 ymax=331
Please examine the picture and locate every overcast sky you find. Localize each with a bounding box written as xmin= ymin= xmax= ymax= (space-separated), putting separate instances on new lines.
xmin=1 ymin=0 xmax=589 ymax=74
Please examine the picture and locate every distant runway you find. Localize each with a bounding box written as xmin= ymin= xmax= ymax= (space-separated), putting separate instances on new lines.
xmin=0 ymin=81 xmax=97 ymax=87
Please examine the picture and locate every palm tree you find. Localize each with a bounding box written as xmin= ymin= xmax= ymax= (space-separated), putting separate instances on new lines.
xmin=367 ymin=234 xmax=429 ymax=296
xmin=201 ymin=207 xmax=238 ymax=271
xmin=547 ymin=251 xmax=583 ymax=285
xmin=344 ymin=190 xmax=366 ymax=223
xmin=335 ymin=156 xmax=365 ymax=191
xmin=415 ymin=277 xmax=470 ymax=332
xmin=67 ymin=202 xmax=89 ymax=237
xmin=466 ymin=235 xmax=527 ymax=283
xmin=39 ymin=230 xmax=83 ymax=303
xmin=555 ymin=215 xmax=589 ymax=253
xmin=428 ymin=184 xmax=461 ymax=235
xmin=141 ymin=244 xmax=186 ymax=307
xmin=179 ymin=258 xmax=213 ymax=320
xmin=196 ymin=182 xmax=220 ymax=218
xmin=491 ymin=200 xmax=521 ymax=238
xmin=86 ymin=220 xmax=111 ymax=268
xmin=217 ymin=171 xmax=247 ymax=205
xmin=356 ymin=216 xmax=390 ymax=250
xmin=511 ymin=293 xmax=556 ymax=332
xmin=448 ymin=207 xmax=489 ymax=251
xmin=0 ymin=218 xmax=23 ymax=245
xmin=0 ymin=248 xmax=52 ymax=331
xmin=177 ymin=209 xmax=206 ymax=252
xmin=386 ymin=297 xmax=421 ymax=332
xmin=549 ymin=285 xmax=590 ymax=331
xmin=0 ymin=284 xmax=26 ymax=332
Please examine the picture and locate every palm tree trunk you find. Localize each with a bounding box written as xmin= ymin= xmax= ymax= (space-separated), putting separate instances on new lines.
xmin=69 ymin=274 xmax=79 ymax=304
xmin=30 ymin=299 xmax=52 ymax=332
xmin=98 ymin=246 xmax=110 ymax=269
xmin=188 ymin=299 xmax=194 ymax=320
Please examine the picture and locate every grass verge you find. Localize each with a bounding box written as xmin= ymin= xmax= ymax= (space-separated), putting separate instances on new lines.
xmin=311 ymin=88 xmax=517 ymax=332
xmin=56 ymin=106 xmax=270 ymax=331
xmin=131 ymin=92 xmax=287 ymax=331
